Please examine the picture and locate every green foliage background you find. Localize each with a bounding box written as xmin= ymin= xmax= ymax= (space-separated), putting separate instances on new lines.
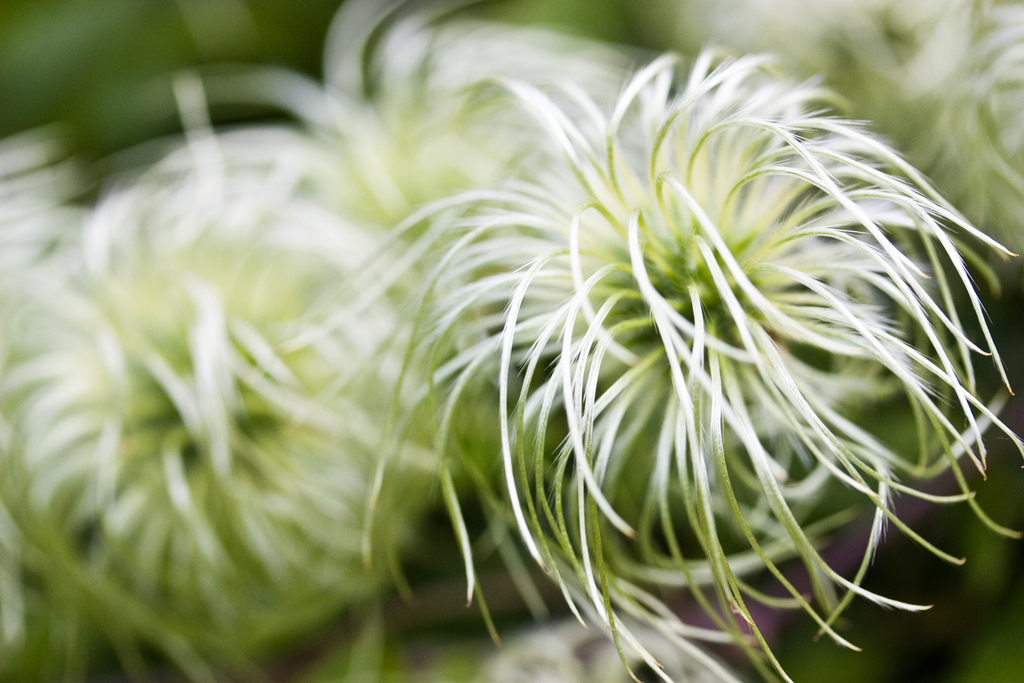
xmin=2 ymin=1 xmax=1023 ymax=681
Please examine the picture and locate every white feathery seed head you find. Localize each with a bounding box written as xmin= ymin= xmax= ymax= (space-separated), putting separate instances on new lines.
xmin=421 ymin=51 xmax=1022 ymax=679
xmin=0 ymin=124 xmax=431 ymax=674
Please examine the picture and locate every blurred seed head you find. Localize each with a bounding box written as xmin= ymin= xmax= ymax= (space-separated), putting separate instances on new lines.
xmin=213 ymin=3 xmax=635 ymax=230
xmin=0 ymin=127 xmax=431 ymax=673
xmin=659 ymin=0 xmax=1024 ymax=254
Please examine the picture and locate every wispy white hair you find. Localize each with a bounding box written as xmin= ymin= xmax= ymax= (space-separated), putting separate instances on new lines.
xmin=419 ymin=50 xmax=1021 ymax=680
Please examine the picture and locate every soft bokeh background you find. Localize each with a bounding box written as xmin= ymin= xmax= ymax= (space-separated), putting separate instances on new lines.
xmin=2 ymin=1 xmax=1023 ymax=681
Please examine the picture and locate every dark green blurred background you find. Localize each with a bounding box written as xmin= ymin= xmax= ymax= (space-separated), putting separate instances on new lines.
xmin=0 ymin=0 xmax=657 ymax=160
xmin=2 ymin=1 xmax=1023 ymax=681
xmin=0 ymin=0 xmax=341 ymax=158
